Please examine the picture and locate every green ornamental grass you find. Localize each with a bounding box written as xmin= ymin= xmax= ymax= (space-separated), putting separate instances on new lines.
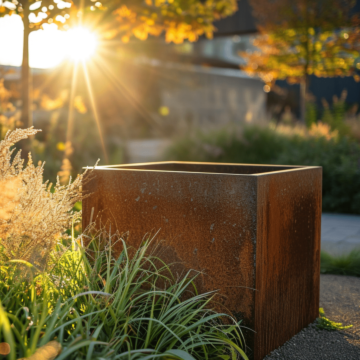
xmin=0 ymin=127 xmax=249 ymax=359
xmin=320 ymin=249 xmax=360 ymax=277
xmin=0 ymin=229 xmax=248 ymax=360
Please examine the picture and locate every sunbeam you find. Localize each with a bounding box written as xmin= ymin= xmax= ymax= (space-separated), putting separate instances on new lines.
xmin=82 ymin=60 xmax=108 ymax=164
xmin=92 ymin=55 xmax=161 ymax=131
xmin=66 ymin=61 xmax=79 ymax=145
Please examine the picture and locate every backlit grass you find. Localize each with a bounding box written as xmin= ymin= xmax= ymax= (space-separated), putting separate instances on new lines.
xmin=0 ymin=228 xmax=248 ymax=360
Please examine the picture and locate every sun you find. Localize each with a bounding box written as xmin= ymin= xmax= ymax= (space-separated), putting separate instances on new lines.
xmin=65 ymin=27 xmax=98 ymax=62
xmin=0 ymin=17 xmax=99 ymax=68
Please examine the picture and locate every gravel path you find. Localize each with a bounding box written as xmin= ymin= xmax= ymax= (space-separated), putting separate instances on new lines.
xmin=263 ymin=275 xmax=360 ymax=360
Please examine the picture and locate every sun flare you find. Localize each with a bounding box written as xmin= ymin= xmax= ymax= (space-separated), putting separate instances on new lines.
xmin=0 ymin=16 xmax=100 ymax=68
xmin=65 ymin=27 xmax=98 ymax=62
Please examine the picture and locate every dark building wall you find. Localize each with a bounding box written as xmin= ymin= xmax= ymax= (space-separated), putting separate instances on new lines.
xmin=214 ymin=0 xmax=360 ymax=36
xmin=309 ymin=76 xmax=360 ymax=106
xmin=214 ymin=0 xmax=257 ymax=36
xmin=274 ymin=75 xmax=360 ymax=119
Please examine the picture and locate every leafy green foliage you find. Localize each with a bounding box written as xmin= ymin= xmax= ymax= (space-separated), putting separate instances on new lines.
xmin=0 ymin=230 xmax=248 ymax=359
xmin=306 ymin=102 xmax=318 ymax=128
xmin=317 ymin=308 xmax=353 ymax=331
xmin=321 ymin=250 xmax=360 ymax=277
xmin=166 ymin=125 xmax=360 ymax=214
xmin=317 ymin=91 xmax=352 ymax=137
xmin=30 ymin=111 xmax=119 ymax=183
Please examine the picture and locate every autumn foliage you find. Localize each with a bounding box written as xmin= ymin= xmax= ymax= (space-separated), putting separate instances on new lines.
xmin=113 ymin=0 xmax=238 ymax=43
xmin=0 ymin=0 xmax=238 ymax=43
xmin=243 ymin=0 xmax=360 ymax=84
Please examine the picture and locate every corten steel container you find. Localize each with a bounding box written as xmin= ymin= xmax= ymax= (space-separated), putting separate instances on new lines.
xmin=83 ymin=161 xmax=322 ymax=360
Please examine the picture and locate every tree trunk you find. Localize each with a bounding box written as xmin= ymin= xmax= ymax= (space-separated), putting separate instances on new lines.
xmin=299 ymin=74 xmax=310 ymax=124
xmin=300 ymin=78 xmax=306 ymax=124
xmin=21 ymin=0 xmax=32 ymax=129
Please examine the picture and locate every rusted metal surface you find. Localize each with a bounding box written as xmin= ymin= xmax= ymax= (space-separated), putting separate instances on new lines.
xmin=83 ymin=161 xmax=322 ymax=360
xmin=255 ymin=169 xmax=322 ymax=360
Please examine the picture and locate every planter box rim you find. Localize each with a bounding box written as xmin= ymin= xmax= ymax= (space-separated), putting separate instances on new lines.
xmin=84 ymin=161 xmax=321 ymax=177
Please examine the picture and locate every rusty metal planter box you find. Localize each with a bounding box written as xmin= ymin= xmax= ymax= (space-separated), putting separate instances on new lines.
xmin=83 ymin=161 xmax=322 ymax=360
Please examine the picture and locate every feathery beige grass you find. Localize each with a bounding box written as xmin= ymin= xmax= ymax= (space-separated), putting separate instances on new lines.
xmin=0 ymin=127 xmax=93 ymax=267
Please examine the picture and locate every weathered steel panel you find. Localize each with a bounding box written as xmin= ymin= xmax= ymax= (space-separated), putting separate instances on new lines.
xmin=83 ymin=161 xmax=322 ymax=360
xmin=254 ymin=168 xmax=322 ymax=360
xmin=83 ymin=167 xmax=258 ymax=321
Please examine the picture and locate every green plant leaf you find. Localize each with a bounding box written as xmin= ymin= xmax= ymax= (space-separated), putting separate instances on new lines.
xmin=161 ymin=349 xmax=197 ymax=360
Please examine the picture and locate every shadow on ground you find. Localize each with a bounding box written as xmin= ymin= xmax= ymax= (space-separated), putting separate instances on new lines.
xmin=263 ymin=274 xmax=360 ymax=360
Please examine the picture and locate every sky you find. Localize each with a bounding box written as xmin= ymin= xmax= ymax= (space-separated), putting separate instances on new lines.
xmin=0 ymin=14 xmax=97 ymax=68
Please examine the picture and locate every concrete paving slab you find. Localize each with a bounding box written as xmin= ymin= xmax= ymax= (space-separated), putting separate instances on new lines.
xmin=344 ymin=237 xmax=360 ymax=244
xmin=324 ymin=229 xmax=360 ymax=238
xmin=321 ymin=213 xmax=360 ymax=255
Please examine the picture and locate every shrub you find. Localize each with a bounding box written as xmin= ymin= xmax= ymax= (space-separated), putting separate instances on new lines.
xmin=166 ymin=125 xmax=360 ymax=214
xmin=28 ymin=109 xmax=127 ymax=184
xmin=321 ymin=249 xmax=360 ymax=277
xmin=0 ymin=230 xmax=248 ymax=360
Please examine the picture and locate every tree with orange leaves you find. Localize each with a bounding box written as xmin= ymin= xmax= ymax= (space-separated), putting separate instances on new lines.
xmin=0 ymin=0 xmax=76 ymax=129
xmin=0 ymin=0 xmax=237 ymax=128
xmin=112 ymin=0 xmax=238 ymax=43
xmin=242 ymin=0 xmax=360 ymax=122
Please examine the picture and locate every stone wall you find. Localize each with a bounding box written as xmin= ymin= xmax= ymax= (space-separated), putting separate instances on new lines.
xmin=147 ymin=63 xmax=266 ymax=135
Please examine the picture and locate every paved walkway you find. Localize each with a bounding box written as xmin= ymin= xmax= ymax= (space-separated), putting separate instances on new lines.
xmin=321 ymin=213 xmax=360 ymax=255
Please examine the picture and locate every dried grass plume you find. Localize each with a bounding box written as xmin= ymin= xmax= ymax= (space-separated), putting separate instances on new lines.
xmin=0 ymin=127 xmax=94 ymax=266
